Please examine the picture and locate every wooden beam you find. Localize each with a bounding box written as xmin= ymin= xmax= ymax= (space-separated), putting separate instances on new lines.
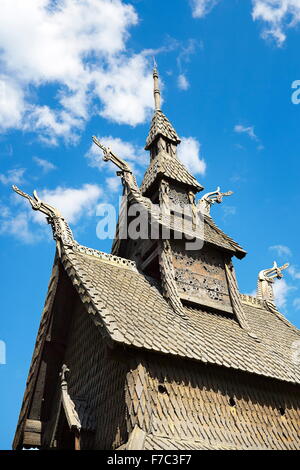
xmin=23 ymin=419 xmax=42 ymax=447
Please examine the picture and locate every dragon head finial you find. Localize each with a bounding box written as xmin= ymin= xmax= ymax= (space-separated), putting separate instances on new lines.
xmin=12 ymin=185 xmax=61 ymax=217
xmin=12 ymin=185 xmax=75 ymax=247
xmin=198 ymin=186 xmax=234 ymax=215
xmin=257 ymin=261 xmax=289 ymax=302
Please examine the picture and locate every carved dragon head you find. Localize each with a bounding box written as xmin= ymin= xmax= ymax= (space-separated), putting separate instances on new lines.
xmin=259 ymin=261 xmax=289 ymax=282
xmin=198 ymin=186 xmax=233 ymax=215
xmin=12 ymin=185 xmax=61 ymax=218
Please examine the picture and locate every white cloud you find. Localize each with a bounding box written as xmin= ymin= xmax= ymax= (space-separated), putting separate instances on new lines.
xmin=190 ymin=0 xmax=220 ymax=18
xmin=288 ymin=265 xmax=300 ymax=280
xmin=222 ymin=205 xmax=236 ymax=221
xmin=177 ymin=137 xmax=206 ymax=175
xmin=189 ymin=1 xmax=300 ymax=46
xmin=0 ymin=202 xmax=10 ymax=219
xmin=269 ymin=244 xmax=292 ymax=257
xmin=293 ymin=298 xmax=300 ymax=310
xmin=0 ymin=211 xmax=38 ymax=244
xmin=93 ymin=54 xmax=153 ymax=126
xmin=234 ymin=124 xmax=258 ymax=140
xmin=86 ymin=135 xmax=148 ymax=174
xmin=33 ymin=157 xmax=57 ymax=173
xmin=0 ymin=168 xmax=25 ymax=185
xmin=32 ymin=184 xmax=102 ymax=224
xmin=0 ymin=0 xmax=154 ymax=143
xmin=0 ymin=76 xmax=25 ymax=130
xmin=252 ymin=0 xmax=300 ymax=46
xmin=106 ymin=176 xmax=121 ymax=193
xmin=177 ymin=74 xmax=190 ymax=90
xmin=25 ymin=105 xmax=85 ymax=145
xmin=176 ymin=39 xmax=199 ymax=91
xmin=273 ymin=278 xmax=294 ymax=309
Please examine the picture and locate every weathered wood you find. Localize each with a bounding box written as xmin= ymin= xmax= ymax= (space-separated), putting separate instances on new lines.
xmin=23 ymin=419 xmax=41 ymax=447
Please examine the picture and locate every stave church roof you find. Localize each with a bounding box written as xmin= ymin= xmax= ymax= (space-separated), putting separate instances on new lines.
xmin=58 ymin=243 xmax=300 ymax=385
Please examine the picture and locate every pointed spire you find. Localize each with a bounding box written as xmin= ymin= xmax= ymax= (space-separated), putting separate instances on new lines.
xmin=153 ymin=59 xmax=161 ymax=111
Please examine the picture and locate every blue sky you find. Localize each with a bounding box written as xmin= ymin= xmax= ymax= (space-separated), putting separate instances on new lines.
xmin=1 ymin=0 xmax=300 ymax=449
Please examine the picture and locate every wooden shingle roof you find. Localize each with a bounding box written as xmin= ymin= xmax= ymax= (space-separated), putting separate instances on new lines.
xmin=61 ymin=244 xmax=300 ymax=385
xmin=145 ymin=110 xmax=181 ymax=150
xmin=204 ymin=215 xmax=247 ymax=258
xmin=140 ymin=150 xmax=203 ymax=194
xmin=142 ymin=434 xmax=238 ymax=450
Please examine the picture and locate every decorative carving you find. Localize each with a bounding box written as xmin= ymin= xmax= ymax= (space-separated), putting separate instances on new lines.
xmin=13 ymin=183 xmax=139 ymax=272
xmin=198 ymin=187 xmax=233 ymax=216
xmin=74 ymin=244 xmax=137 ymax=271
xmin=92 ymin=136 xmax=151 ymax=211
xmin=59 ymin=364 xmax=82 ymax=433
xmin=60 ymin=364 xmax=70 ymax=390
xmin=188 ymin=191 xmax=198 ymax=229
xmin=157 ymin=137 xmax=166 ymax=153
xmin=168 ymin=186 xmax=189 ymax=208
xmin=12 ymin=185 xmax=75 ymax=247
xmin=174 ymin=267 xmax=224 ymax=301
xmin=172 ymin=241 xmax=232 ymax=311
xmin=159 ymin=179 xmax=170 ymax=215
xmin=240 ymin=294 xmax=264 ymax=308
xmin=159 ymin=240 xmax=187 ymax=319
xmin=173 ymin=245 xmax=223 ymax=274
xmin=224 ymin=260 xmax=253 ymax=335
xmin=257 ymin=261 xmax=289 ymax=302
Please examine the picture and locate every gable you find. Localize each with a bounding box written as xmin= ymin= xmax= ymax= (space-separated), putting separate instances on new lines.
xmin=172 ymin=240 xmax=233 ymax=313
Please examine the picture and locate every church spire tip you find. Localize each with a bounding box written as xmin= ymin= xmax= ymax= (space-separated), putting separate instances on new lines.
xmin=153 ymin=59 xmax=161 ymax=111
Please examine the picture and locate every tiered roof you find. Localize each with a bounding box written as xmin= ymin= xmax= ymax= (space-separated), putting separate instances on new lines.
xmin=60 ymin=244 xmax=300 ymax=385
xmin=145 ymin=110 xmax=181 ymax=150
xmin=140 ymin=150 xmax=203 ymax=194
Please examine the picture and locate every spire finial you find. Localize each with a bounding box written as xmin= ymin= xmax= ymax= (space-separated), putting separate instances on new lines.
xmin=153 ymin=58 xmax=161 ymax=111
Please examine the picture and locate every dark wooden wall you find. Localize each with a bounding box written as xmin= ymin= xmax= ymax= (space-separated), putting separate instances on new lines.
xmin=62 ymin=299 xmax=129 ymax=449
xmin=126 ymin=351 xmax=300 ymax=450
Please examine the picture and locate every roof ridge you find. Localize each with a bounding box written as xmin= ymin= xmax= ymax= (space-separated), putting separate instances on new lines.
xmin=264 ymin=300 xmax=300 ymax=336
xmin=240 ymin=294 xmax=265 ymax=308
xmin=73 ymin=243 xmax=137 ymax=271
xmin=204 ymin=215 xmax=246 ymax=257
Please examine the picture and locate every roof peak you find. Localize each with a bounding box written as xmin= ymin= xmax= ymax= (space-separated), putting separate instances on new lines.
xmin=153 ymin=61 xmax=161 ymax=111
xmin=145 ymin=108 xmax=181 ymax=150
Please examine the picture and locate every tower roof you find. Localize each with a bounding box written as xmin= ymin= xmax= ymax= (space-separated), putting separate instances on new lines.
xmin=145 ymin=65 xmax=181 ymax=150
xmin=140 ymin=150 xmax=203 ymax=194
xmin=145 ymin=109 xmax=181 ymax=150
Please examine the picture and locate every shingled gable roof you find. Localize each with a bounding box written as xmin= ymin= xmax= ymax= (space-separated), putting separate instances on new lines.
xmin=59 ymin=242 xmax=300 ymax=385
xmin=145 ymin=109 xmax=181 ymax=150
xmin=140 ymin=150 xmax=203 ymax=194
xmin=204 ymin=214 xmax=247 ymax=258
xmin=151 ymin=211 xmax=246 ymax=258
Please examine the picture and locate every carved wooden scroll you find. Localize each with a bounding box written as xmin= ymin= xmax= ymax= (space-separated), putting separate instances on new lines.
xmin=171 ymin=240 xmax=233 ymax=313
